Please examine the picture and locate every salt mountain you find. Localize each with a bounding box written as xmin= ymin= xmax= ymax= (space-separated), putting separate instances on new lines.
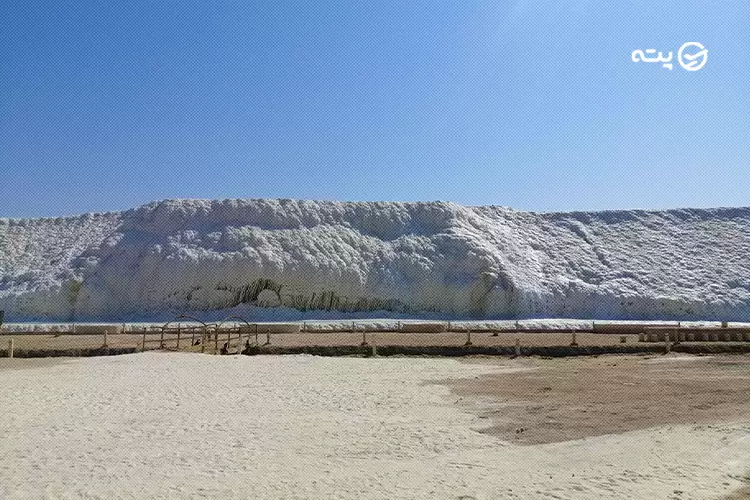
xmin=0 ymin=198 xmax=748 ymax=322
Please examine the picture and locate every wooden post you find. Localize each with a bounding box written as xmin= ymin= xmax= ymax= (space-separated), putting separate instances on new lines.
xmin=8 ymin=339 xmax=13 ymax=358
xmin=201 ymin=327 xmax=206 ymax=353
xmin=464 ymin=328 xmax=472 ymax=346
xmin=176 ymin=325 xmax=182 ymax=350
xmin=226 ymin=328 xmax=231 ymax=350
xmin=160 ymin=328 xmax=165 ymax=349
xmin=665 ymin=332 xmax=671 ymax=353
xmin=255 ymin=324 xmax=259 ymax=345
xmin=570 ymin=330 xmax=578 ymax=347
xmin=264 ymin=328 xmax=271 ymax=346
xmin=103 ymin=330 xmax=108 ymax=348
xmin=371 ymin=343 xmax=377 ymax=357
xmin=360 ymin=328 xmax=368 ymax=347
xmin=141 ymin=327 xmax=147 ymax=351
xmin=514 ymin=338 xmax=521 ymax=357
xmin=397 ymin=321 xmax=402 ymax=332
xmin=214 ymin=329 xmax=219 ymax=354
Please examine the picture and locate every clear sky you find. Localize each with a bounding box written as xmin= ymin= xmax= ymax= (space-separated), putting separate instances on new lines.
xmin=1 ymin=1 xmax=748 ymax=218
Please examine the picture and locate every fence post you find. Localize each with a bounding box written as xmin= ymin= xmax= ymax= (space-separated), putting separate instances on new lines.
xmin=103 ymin=330 xmax=108 ymax=348
xmin=264 ymin=329 xmax=271 ymax=346
xmin=176 ymin=325 xmax=181 ymax=350
xmin=8 ymin=339 xmax=13 ymax=359
xmin=141 ymin=327 xmax=147 ymax=351
xmin=515 ymin=338 xmax=521 ymax=357
xmin=213 ymin=329 xmax=219 ymax=354
xmin=464 ymin=328 xmax=472 ymax=346
xmin=570 ymin=330 xmax=578 ymax=347
xmin=201 ymin=327 xmax=206 ymax=353
xmin=665 ymin=332 xmax=671 ymax=353
xmin=360 ymin=327 xmax=368 ymax=347
xmin=160 ymin=328 xmax=165 ymax=349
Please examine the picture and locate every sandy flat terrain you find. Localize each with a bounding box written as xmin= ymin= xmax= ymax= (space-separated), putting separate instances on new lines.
xmin=0 ymin=352 xmax=748 ymax=499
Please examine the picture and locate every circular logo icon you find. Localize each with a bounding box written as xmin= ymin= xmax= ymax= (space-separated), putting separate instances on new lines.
xmin=678 ymin=42 xmax=708 ymax=71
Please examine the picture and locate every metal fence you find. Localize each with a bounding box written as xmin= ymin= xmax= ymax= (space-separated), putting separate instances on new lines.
xmin=2 ymin=316 xmax=750 ymax=359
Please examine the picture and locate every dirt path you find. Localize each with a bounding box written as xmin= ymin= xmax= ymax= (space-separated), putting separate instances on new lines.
xmin=444 ymin=354 xmax=750 ymax=445
xmin=0 ymin=331 xmax=642 ymax=351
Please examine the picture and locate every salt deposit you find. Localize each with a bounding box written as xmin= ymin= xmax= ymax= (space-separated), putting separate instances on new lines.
xmin=0 ymin=353 xmax=747 ymax=499
xmin=1 ymin=198 xmax=749 ymax=321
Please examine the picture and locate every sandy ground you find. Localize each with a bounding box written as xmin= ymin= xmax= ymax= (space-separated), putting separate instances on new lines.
xmin=0 ymin=353 xmax=748 ymax=499
xmin=724 ymin=486 xmax=750 ymax=499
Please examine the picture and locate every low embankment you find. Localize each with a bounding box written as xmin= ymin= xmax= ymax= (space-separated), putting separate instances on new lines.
xmin=0 ymin=347 xmax=138 ymax=358
xmin=242 ymin=343 xmax=750 ymax=358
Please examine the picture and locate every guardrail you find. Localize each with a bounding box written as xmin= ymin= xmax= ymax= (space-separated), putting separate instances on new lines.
xmin=639 ymin=327 xmax=750 ymax=343
xmin=141 ymin=316 xmax=284 ymax=355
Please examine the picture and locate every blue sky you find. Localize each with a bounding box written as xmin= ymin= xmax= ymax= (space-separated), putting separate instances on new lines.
xmin=1 ymin=1 xmax=748 ymax=217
